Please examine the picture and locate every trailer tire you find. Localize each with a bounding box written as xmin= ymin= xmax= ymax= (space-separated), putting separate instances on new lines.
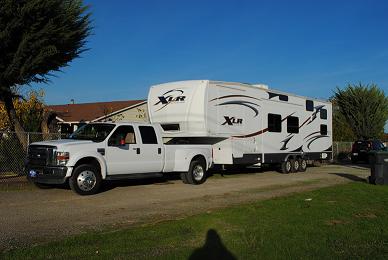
xmin=298 ymin=159 xmax=307 ymax=172
xmin=280 ymin=159 xmax=292 ymax=174
xmin=291 ymin=159 xmax=299 ymax=173
xmin=185 ymin=159 xmax=207 ymax=185
xmin=69 ymin=164 xmax=102 ymax=195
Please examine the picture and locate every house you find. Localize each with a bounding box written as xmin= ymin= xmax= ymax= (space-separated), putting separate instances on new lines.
xmin=48 ymin=100 xmax=148 ymax=134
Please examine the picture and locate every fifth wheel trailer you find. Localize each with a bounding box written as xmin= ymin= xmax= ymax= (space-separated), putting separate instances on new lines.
xmin=148 ymin=80 xmax=332 ymax=173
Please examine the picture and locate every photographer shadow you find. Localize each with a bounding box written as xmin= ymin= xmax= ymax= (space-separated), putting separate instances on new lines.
xmin=189 ymin=229 xmax=236 ymax=260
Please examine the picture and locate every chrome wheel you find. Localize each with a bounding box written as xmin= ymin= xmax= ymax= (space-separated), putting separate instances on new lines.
xmin=77 ymin=170 xmax=97 ymax=192
xmin=286 ymin=161 xmax=291 ymax=172
xmin=301 ymin=159 xmax=307 ymax=170
xmin=294 ymin=160 xmax=299 ymax=171
xmin=193 ymin=164 xmax=204 ymax=181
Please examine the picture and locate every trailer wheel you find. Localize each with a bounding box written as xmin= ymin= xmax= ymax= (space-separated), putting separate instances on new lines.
xmin=69 ymin=164 xmax=102 ymax=195
xmin=185 ymin=159 xmax=207 ymax=185
xmin=280 ymin=159 xmax=292 ymax=174
xmin=298 ymin=159 xmax=307 ymax=172
xmin=291 ymin=159 xmax=299 ymax=173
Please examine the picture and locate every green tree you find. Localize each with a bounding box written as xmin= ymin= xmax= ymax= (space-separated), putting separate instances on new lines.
xmin=334 ymin=83 xmax=388 ymax=140
xmin=331 ymin=99 xmax=356 ymax=141
xmin=0 ymin=0 xmax=91 ymax=148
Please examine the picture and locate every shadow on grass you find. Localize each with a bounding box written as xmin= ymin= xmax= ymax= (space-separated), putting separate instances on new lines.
xmin=189 ymin=229 xmax=236 ymax=260
xmin=332 ymin=161 xmax=371 ymax=170
xmin=329 ymin=173 xmax=367 ymax=183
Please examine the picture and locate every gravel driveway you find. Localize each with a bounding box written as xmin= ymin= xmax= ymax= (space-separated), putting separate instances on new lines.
xmin=0 ymin=164 xmax=370 ymax=251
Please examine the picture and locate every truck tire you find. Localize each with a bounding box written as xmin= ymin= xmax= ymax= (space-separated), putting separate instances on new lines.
xmin=69 ymin=164 xmax=102 ymax=195
xmin=185 ymin=159 xmax=207 ymax=185
xmin=180 ymin=172 xmax=189 ymax=184
xmin=298 ymin=158 xmax=307 ymax=172
xmin=280 ymin=159 xmax=292 ymax=174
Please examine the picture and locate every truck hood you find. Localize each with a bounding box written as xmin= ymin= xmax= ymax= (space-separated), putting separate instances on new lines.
xmin=30 ymin=139 xmax=94 ymax=147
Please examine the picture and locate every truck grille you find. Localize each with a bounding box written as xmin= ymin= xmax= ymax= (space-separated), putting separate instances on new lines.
xmin=28 ymin=145 xmax=56 ymax=166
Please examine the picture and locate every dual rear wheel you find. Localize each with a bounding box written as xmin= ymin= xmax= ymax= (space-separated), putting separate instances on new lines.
xmin=280 ymin=158 xmax=307 ymax=174
xmin=180 ymin=158 xmax=207 ymax=185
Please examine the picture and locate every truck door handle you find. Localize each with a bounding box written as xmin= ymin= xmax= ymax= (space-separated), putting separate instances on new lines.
xmin=158 ymin=148 xmax=161 ymax=154
xmin=133 ymin=148 xmax=140 ymax=154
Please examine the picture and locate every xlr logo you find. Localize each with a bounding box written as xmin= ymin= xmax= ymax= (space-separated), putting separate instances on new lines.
xmin=222 ymin=116 xmax=243 ymax=126
xmin=154 ymin=89 xmax=186 ymax=111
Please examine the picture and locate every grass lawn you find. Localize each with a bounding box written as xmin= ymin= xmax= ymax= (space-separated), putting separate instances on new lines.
xmin=3 ymin=182 xmax=388 ymax=259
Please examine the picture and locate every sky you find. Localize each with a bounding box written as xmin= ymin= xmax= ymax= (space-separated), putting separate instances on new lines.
xmin=31 ymin=0 xmax=388 ymax=116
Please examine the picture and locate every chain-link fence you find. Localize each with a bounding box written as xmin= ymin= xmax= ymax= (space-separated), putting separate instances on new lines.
xmin=332 ymin=141 xmax=353 ymax=162
xmin=0 ymin=132 xmax=67 ymax=181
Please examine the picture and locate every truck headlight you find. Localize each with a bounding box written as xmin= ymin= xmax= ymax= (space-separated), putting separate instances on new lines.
xmin=56 ymin=152 xmax=70 ymax=166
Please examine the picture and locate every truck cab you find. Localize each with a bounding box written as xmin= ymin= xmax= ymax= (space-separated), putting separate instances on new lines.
xmin=26 ymin=122 xmax=212 ymax=195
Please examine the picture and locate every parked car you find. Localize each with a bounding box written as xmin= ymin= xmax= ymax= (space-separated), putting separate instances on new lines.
xmin=351 ymin=140 xmax=386 ymax=163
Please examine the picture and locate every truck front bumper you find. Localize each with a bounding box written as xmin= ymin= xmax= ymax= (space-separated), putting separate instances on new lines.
xmin=26 ymin=165 xmax=70 ymax=185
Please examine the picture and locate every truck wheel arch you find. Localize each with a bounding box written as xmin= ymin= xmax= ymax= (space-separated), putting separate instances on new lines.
xmin=191 ymin=155 xmax=207 ymax=170
xmin=73 ymin=157 xmax=105 ymax=179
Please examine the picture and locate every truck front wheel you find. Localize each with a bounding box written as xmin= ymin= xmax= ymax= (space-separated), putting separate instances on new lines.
xmin=185 ymin=159 xmax=207 ymax=185
xmin=69 ymin=164 xmax=102 ymax=195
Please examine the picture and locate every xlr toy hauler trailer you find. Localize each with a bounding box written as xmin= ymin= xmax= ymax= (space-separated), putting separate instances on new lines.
xmin=148 ymin=80 xmax=332 ymax=173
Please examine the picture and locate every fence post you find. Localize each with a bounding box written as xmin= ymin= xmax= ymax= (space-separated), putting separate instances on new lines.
xmin=26 ymin=132 xmax=30 ymax=155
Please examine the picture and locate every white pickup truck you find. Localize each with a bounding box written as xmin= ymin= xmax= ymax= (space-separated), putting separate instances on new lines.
xmin=26 ymin=122 xmax=212 ymax=195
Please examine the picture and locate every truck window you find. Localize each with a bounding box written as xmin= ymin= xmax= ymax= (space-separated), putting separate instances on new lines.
xmin=139 ymin=126 xmax=158 ymax=144
xmin=268 ymin=114 xmax=282 ymax=132
xmin=287 ymin=116 xmax=299 ymax=133
xmin=108 ymin=126 xmax=136 ymax=146
xmin=320 ymin=109 xmax=327 ymax=119
xmin=320 ymin=124 xmax=327 ymax=135
xmin=306 ymin=100 xmax=314 ymax=111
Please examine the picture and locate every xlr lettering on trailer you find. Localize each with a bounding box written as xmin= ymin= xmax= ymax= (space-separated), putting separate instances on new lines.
xmin=222 ymin=116 xmax=243 ymax=125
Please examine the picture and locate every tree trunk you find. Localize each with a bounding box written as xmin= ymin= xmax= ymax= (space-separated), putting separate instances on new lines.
xmin=41 ymin=109 xmax=56 ymax=140
xmin=2 ymin=93 xmax=28 ymax=151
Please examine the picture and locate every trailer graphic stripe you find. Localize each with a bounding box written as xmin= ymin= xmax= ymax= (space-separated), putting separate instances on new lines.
xmin=307 ymin=135 xmax=329 ymax=149
xmin=209 ymin=95 xmax=261 ymax=102
xmin=217 ymin=101 xmax=260 ymax=117
xmin=232 ymin=112 xmax=295 ymax=138
xmin=304 ymin=131 xmax=320 ymax=140
xmin=232 ymin=128 xmax=269 ymax=138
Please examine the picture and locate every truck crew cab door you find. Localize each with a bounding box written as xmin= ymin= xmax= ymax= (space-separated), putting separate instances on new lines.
xmin=105 ymin=125 xmax=144 ymax=175
xmin=137 ymin=125 xmax=164 ymax=173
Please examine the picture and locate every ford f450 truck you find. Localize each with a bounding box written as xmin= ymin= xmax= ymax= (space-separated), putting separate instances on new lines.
xmin=26 ymin=122 xmax=212 ymax=195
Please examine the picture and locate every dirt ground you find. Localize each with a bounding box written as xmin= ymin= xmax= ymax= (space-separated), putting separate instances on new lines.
xmin=0 ymin=164 xmax=370 ymax=251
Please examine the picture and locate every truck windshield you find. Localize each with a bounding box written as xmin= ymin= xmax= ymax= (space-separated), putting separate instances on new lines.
xmin=69 ymin=124 xmax=115 ymax=142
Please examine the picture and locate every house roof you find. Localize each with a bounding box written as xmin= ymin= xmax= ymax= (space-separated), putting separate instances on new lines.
xmin=48 ymin=100 xmax=146 ymax=123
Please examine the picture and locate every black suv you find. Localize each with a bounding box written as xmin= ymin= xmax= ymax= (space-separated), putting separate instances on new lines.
xmin=351 ymin=140 xmax=386 ymax=163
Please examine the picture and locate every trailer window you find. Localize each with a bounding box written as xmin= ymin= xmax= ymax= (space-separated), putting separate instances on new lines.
xmin=139 ymin=126 xmax=158 ymax=144
xmin=268 ymin=114 xmax=282 ymax=132
xmin=306 ymin=100 xmax=314 ymax=111
xmin=320 ymin=124 xmax=328 ymax=135
xmin=320 ymin=109 xmax=327 ymax=119
xmin=279 ymin=95 xmax=288 ymax=101
xmin=287 ymin=116 xmax=299 ymax=133
xmin=161 ymin=124 xmax=180 ymax=131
